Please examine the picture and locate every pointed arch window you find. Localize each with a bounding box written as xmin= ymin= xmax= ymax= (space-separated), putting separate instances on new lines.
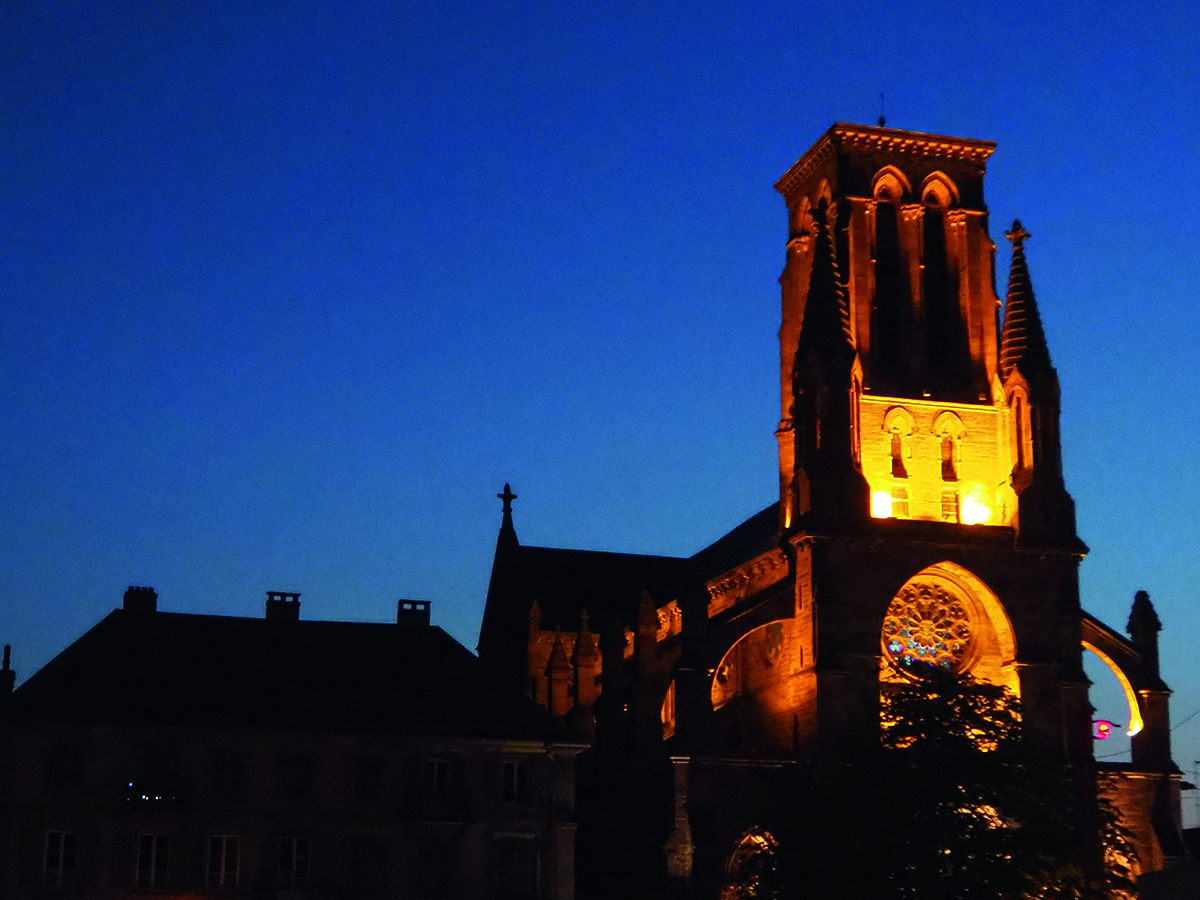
xmin=721 ymin=830 xmax=780 ymax=900
xmin=883 ymin=407 xmax=915 ymax=480
xmin=1009 ymin=389 xmax=1032 ymax=472
xmin=891 ymin=431 xmax=907 ymax=478
xmin=940 ymin=436 xmax=957 ymax=481
xmin=871 ymin=169 xmax=911 ymax=391
xmin=933 ymin=411 xmax=965 ymax=485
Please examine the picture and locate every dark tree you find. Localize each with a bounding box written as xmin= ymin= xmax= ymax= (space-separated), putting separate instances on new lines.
xmin=794 ymin=666 xmax=1134 ymax=900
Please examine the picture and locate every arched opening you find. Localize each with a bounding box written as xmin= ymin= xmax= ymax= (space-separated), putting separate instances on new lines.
xmin=721 ymin=829 xmax=780 ymax=900
xmin=1083 ymin=641 xmax=1143 ymax=739
xmin=711 ymin=620 xmax=801 ymax=752
xmin=873 ymin=407 xmax=915 ymax=519
xmin=870 ymin=168 xmax=912 ymax=394
xmin=880 ymin=562 xmax=1019 ymax=696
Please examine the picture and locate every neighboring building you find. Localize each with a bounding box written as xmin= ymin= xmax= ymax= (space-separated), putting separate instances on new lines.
xmin=0 ymin=588 xmax=584 ymax=900
xmin=478 ymin=124 xmax=1188 ymax=897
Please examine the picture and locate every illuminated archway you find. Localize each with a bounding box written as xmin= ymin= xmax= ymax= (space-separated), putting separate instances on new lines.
xmin=1082 ymin=641 xmax=1143 ymax=737
xmin=711 ymin=620 xmax=790 ymax=711
xmin=880 ymin=562 xmax=1019 ymax=695
xmin=720 ymin=829 xmax=780 ymax=900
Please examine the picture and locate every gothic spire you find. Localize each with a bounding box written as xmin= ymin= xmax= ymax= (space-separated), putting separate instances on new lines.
xmin=488 ymin=483 xmax=520 ymax=565
xmin=477 ymin=483 xmax=525 ymax=685
xmin=999 ymin=221 xmax=1054 ymax=386
xmin=796 ymin=200 xmax=855 ymax=361
xmin=1127 ymin=589 xmax=1162 ymax=640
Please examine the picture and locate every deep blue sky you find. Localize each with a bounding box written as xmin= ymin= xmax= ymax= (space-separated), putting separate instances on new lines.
xmin=4 ymin=0 xmax=1199 ymax=811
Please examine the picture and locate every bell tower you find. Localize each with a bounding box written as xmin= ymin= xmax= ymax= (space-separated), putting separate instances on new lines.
xmin=774 ymin=124 xmax=1074 ymax=543
xmin=763 ymin=123 xmax=1090 ymax=766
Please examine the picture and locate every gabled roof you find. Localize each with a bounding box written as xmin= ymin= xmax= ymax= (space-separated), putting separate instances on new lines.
xmin=4 ymin=609 xmax=567 ymax=742
xmin=689 ymin=502 xmax=780 ymax=582
xmin=487 ymin=502 xmax=782 ymax=638
xmin=512 ymin=545 xmax=693 ymax=633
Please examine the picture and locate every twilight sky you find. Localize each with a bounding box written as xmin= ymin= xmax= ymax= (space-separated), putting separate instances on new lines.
xmin=3 ymin=0 xmax=1199 ymax=810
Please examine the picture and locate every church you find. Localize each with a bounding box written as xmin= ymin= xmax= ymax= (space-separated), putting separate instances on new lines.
xmin=479 ymin=123 xmax=1187 ymax=897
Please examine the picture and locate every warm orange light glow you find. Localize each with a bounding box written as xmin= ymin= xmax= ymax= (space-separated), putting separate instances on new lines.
xmin=960 ymin=488 xmax=991 ymax=525
xmin=1082 ymin=641 xmax=1144 ymax=737
xmin=871 ymin=490 xmax=894 ymax=518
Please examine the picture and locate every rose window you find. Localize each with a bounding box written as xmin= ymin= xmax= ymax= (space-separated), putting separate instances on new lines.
xmin=882 ymin=581 xmax=973 ymax=672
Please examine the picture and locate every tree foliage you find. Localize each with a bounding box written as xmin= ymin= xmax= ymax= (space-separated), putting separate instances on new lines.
xmin=791 ymin=665 xmax=1134 ymax=900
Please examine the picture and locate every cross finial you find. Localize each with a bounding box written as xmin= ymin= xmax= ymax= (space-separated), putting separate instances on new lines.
xmin=497 ymin=483 xmax=517 ymax=514
xmin=1005 ymin=220 xmax=1031 ymax=247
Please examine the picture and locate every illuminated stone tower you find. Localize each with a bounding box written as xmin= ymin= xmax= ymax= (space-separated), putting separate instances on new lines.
xmin=775 ymin=125 xmax=1073 ymax=539
xmin=766 ymin=124 xmax=1091 ymax=764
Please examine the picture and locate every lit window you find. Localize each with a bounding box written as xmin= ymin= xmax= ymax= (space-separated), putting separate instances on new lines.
xmin=503 ymin=762 xmax=530 ymax=805
xmin=661 ymin=681 xmax=677 ymax=739
xmin=871 ymin=491 xmax=894 ymax=519
xmin=890 ymin=431 xmax=907 ymax=478
xmin=278 ymin=837 xmax=309 ymax=890
xmin=882 ymin=581 xmax=973 ymax=672
xmin=941 ymin=490 xmax=960 ymax=523
xmin=941 ymin=436 xmax=958 ymax=481
xmin=43 ymin=831 xmax=77 ymax=890
xmin=207 ymin=836 xmax=239 ymax=890
xmin=961 ymin=490 xmax=991 ymax=525
xmin=136 ymin=834 xmax=168 ymax=889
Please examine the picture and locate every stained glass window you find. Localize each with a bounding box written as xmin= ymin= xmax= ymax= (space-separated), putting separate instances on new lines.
xmin=882 ymin=581 xmax=973 ymax=673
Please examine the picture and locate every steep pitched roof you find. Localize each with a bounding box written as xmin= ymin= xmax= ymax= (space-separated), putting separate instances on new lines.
xmin=512 ymin=545 xmax=692 ymax=632
xmin=483 ymin=502 xmax=781 ymax=637
xmin=689 ymin=502 xmax=780 ymax=582
xmin=999 ymin=220 xmax=1054 ymax=384
xmin=4 ymin=609 xmax=566 ymax=741
xmin=796 ymin=200 xmax=855 ymax=362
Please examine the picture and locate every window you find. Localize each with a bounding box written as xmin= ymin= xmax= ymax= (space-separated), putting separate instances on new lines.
xmin=278 ymin=837 xmax=310 ymax=890
xmin=423 ymin=759 xmax=448 ymax=799
xmin=723 ymin=830 xmax=780 ymax=900
xmin=136 ymin=835 xmax=168 ymax=889
xmin=941 ymin=490 xmax=960 ymax=523
xmin=207 ymin=836 xmax=239 ymax=890
xmin=494 ymin=837 xmax=539 ymax=900
xmin=941 ymin=436 xmax=958 ymax=481
xmin=503 ymin=762 xmax=530 ymax=804
xmin=43 ymin=831 xmax=77 ymax=890
xmin=890 ymin=432 xmax=907 ymax=478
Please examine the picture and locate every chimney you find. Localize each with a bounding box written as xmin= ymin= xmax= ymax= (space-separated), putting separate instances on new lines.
xmin=1 ymin=645 xmax=14 ymax=695
xmin=397 ymin=599 xmax=431 ymax=627
xmin=265 ymin=592 xmax=301 ymax=622
xmin=123 ymin=586 xmax=158 ymax=615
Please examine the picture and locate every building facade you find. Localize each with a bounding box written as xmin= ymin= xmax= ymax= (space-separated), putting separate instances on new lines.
xmin=0 ymin=589 xmax=584 ymax=900
xmin=479 ymin=124 xmax=1186 ymax=898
